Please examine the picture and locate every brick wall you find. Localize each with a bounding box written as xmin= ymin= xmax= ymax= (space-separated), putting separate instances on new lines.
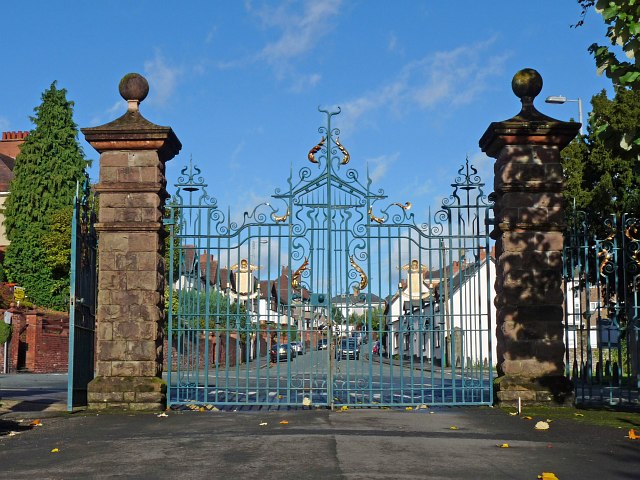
xmin=0 ymin=310 xmax=69 ymax=373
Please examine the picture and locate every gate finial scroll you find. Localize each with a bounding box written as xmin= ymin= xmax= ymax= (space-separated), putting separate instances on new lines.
xmin=291 ymin=257 xmax=309 ymax=290
xmin=350 ymin=256 xmax=368 ymax=294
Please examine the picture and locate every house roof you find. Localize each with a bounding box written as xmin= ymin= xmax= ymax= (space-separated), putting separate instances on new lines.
xmin=269 ymin=267 xmax=310 ymax=304
xmin=332 ymin=293 xmax=384 ymax=306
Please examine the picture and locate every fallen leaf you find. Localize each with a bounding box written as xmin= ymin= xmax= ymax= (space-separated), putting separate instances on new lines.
xmin=302 ymin=397 xmax=312 ymax=407
xmin=7 ymin=431 xmax=19 ymax=437
xmin=574 ymin=413 xmax=584 ymax=417
xmin=157 ymin=412 xmax=168 ymax=418
xmin=278 ymin=395 xmax=283 ymax=399
xmin=30 ymin=419 xmax=42 ymax=427
xmin=522 ymin=416 xmax=532 ymax=420
xmin=340 ymin=406 xmax=349 ymax=411
xmin=535 ymin=421 xmax=550 ymax=430
xmin=449 ymin=426 xmax=459 ymax=430
xmin=538 ymin=473 xmax=559 ymax=480
xmin=51 ymin=448 xmax=59 ymax=453
xmin=259 ymin=422 xmax=268 ymax=426
xmin=629 ymin=428 xmax=638 ymax=440
xmin=545 ymin=419 xmax=553 ymax=423
xmin=199 ymin=407 xmax=205 ymax=412
xmin=417 ymin=404 xmax=429 ymax=410
xmin=429 ymin=411 xmax=435 ymax=415
xmin=497 ymin=443 xmax=509 ymax=448
xmin=279 ymin=420 xmax=289 ymax=425
xmin=406 ymin=406 xmax=413 ymax=411
xmin=509 ymin=412 xmax=518 ymax=416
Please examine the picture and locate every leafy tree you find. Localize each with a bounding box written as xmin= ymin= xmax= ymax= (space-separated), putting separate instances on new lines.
xmin=562 ymin=87 xmax=640 ymax=232
xmin=163 ymin=201 xmax=182 ymax=281
xmin=0 ymin=322 xmax=11 ymax=345
xmin=3 ymin=82 xmax=86 ymax=309
xmin=577 ymin=1 xmax=640 ymax=155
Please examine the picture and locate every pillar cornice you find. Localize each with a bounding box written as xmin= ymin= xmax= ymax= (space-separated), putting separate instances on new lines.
xmin=81 ymin=111 xmax=181 ymax=162
xmin=479 ymin=120 xmax=580 ymax=158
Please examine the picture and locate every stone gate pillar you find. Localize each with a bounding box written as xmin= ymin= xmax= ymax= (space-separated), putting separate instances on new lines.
xmin=479 ymin=69 xmax=580 ymax=405
xmin=82 ymin=74 xmax=181 ymax=410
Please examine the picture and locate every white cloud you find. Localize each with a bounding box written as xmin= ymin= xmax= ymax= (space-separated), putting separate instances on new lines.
xmin=239 ymin=0 xmax=342 ymax=90
xmin=205 ymin=25 xmax=218 ymax=45
xmin=339 ymin=37 xmax=509 ymax=132
xmin=365 ymin=153 xmax=399 ymax=184
xmin=89 ymin=100 xmax=126 ymax=126
xmin=251 ymin=0 xmax=342 ymax=64
xmin=144 ymin=51 xmax=183 ymax=106
xmin=229 ymin=140 xmax=246 ymax=169
xmin=289 ymin=73 xmax=322 ymax=93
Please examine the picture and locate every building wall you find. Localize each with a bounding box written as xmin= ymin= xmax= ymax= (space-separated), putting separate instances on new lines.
xmin=0 ymin=195 xmax=9 ymax=250
xmin=0 ymin=131 xmax=28 ymax=253
xmin=0 ymin=309 xmax=69 ymax=373
xmin=386 ymin=259 xmax=497 ymax=367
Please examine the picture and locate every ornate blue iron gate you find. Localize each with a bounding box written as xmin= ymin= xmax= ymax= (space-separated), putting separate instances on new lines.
xmin=67 ymin=175 xmax=97 ymax=411
xmin=564 ymin=211 xmax=640 ymax=406
xmin=166 ymin=109 xmax=493 ymax=408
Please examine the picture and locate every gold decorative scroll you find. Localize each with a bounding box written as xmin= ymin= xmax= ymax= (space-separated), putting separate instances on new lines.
xmin=625 ymin=224 xmax=639 ymax=242
xmin=392 ymin=202 xmax=412 ymax=210
xmin=350 ymin=255 xmax=368 ymax=293
xmin=291 ymin=257 xmax=309 ymax=290
xmin=308 ymin=136 xmax=325 ymax=164
xmin=368 ymin=206 xmax=385 ymax=224
xmin=598 ymin=248 xmax=612 ymax=276
xmin=272 ymin=209 xmax=290 ymax=223
xmin=335 ymin=137 xmax=350 ymax=165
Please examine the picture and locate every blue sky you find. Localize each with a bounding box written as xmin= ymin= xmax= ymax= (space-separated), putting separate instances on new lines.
xmin=1 ymin=1 xmax=612 ymax=222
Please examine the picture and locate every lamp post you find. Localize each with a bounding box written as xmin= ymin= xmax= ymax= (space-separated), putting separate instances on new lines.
xmin=545 ymin=95 xmax=584 ymax=136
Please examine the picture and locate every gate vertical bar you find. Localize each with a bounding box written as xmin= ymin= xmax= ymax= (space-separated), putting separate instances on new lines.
xmin=67 ymin=175 xmax=97 ymax=411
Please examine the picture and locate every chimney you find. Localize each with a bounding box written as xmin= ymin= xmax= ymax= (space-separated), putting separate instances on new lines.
xmin=1 ymin=131 xmax=29 ymax=141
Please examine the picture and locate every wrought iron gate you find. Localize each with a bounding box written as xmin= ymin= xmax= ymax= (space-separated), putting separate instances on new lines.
xmin=564 ymin=211 xmax=640 ymax=406
xmin=67 ymin=175 xmax=97 ymax=411
xmin=166 ymin=109 xmax=494 ymax=408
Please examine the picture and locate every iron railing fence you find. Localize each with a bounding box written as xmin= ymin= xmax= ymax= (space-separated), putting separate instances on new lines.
xmin=564 ymin=210 xmax=640 ymax=407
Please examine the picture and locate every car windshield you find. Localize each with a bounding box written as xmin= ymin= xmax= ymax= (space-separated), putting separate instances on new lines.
xmin=341 ymin=340 xmax=356 ymax=348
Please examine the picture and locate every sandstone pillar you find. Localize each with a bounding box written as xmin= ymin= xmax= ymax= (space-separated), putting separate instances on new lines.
xmin=479 ymin=69 xmax=580 ymax=405
xmin=82 ymin=74 xmax=181 ymax=410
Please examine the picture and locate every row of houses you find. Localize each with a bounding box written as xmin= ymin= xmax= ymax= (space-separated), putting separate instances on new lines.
xmin=173 ymin=245 xmax=498 ymax=367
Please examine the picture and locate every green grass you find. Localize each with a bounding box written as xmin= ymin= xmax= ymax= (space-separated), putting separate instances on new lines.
xmin=501 ymin=405 xmax=640 ymax=429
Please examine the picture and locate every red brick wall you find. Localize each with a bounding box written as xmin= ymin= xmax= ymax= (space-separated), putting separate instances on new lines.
xmin=0 ymin=310 xmax=68 ymax=373
xmin=163 ymin=331 xmax=272 ymax=371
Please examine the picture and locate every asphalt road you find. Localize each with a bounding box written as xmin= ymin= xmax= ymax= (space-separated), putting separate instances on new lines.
xmin=1 ymin=407 xmax=639 ymax=479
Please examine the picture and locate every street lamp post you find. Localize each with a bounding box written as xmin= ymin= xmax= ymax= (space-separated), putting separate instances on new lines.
xmin=545 ymin=95 xmax=584 ymax=136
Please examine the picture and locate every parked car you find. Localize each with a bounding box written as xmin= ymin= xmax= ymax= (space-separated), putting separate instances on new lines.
xmin=270 ymin=343 xmax=295 ymax=362
xmin=339 ymin=338 xmax=360 ymax=360
xmin=290 ymin=341 xmax=305 ymax=355
xmin=317 ymin=338 xmax=328 ymax=350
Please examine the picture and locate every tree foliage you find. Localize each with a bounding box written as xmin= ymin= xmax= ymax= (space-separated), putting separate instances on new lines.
xmin=562 ymin=87 xmax=640 ymax=231
xmin=577 ymin=0 xmax=640 ymax=155
xmin=3 ymin=82 xmax=86 ymax=309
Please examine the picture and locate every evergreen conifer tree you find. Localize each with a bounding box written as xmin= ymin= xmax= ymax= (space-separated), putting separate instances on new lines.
xmin=3 ymin=82 xmax=87 ymax=309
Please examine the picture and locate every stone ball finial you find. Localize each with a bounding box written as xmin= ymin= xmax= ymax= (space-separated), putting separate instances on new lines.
xmin=511 ymin=68 xmax=542 ymax=101
xmin=119 ymin=73 xmax=149 ymax=111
